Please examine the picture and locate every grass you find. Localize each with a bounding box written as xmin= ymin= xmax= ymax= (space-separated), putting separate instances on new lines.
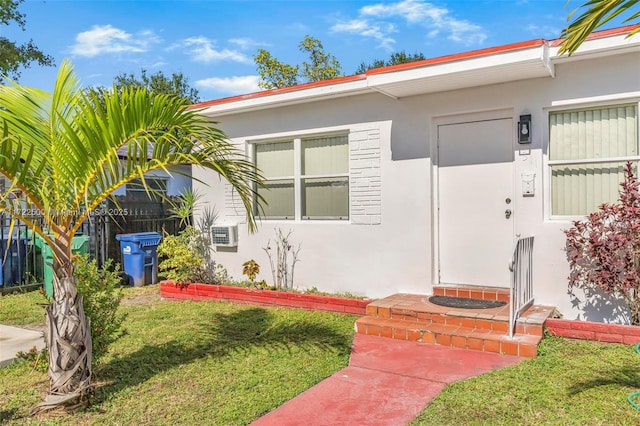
xmin=0 ymin=289 xmax=47 ymax=325
xmin=412 ymin=335 xmax=640 ymax=425
xmin=0 ymin=285 xmax=356 ymax=425
xmin=5 ymin=287 xmax=640 ymax=425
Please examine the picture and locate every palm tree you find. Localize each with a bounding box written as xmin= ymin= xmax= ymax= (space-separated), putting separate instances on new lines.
xmin=0 ymin=59 xmax=263 ymax=413
xmin=559 ymin=0 xmax=640 ymax=55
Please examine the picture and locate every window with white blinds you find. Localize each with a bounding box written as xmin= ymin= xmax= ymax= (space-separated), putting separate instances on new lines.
xmin=255 ymin=141 xmax=295 ymax=219
xmin=549 ymin=104 xmax=638 ymax=216
xmin=254 ymin=134 xmax=349 ymax=220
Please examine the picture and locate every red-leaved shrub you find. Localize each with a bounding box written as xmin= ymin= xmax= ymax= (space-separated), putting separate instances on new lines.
xmin=565 ymin=162 xmax=640 ymax=325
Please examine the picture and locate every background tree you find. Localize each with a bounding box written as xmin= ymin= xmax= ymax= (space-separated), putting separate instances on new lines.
xmin=560 ymin=0 xmax=640 ymax=55
xmin=254 ymin=35 xmax=342 ymax=89
xmin=0 ymin=59 xmax=263 ymax=413
xmin=0 ymin=0 xmax=54 ymax=82
xmin=88 ymin=69 xmax=200 ymax=113
xmin=254 ymin=49 xmax=299 ymax=89
xmin=355 ymin=51 xmax=426 ymax=74
xmin=299 ymin=36 xmax=342 ymax=82
xmin=112 ymin=69 xmax=200 ymax=104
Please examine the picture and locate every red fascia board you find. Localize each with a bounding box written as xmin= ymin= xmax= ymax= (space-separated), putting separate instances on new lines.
xmin=365 ymin=39 xmax=546 ymax=76
xmin=188 ymin=74 xmax=366 ymax=110
xmin=549 ymin=23 xmax=640 ymax=46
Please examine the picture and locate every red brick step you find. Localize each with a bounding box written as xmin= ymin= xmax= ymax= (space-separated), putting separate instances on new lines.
xmin=357 ymin=287 xmax=556 ymax=358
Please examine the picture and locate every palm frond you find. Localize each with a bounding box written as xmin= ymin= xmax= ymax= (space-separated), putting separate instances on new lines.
xmin=0 ymin=59 xmax=264 ymax=259
xmin=559 ymin=0 xmax=640 ymax=55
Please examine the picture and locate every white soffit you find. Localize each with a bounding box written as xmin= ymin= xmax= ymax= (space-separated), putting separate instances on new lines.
xmin=367 ymin=45 xmax=553 ymax=98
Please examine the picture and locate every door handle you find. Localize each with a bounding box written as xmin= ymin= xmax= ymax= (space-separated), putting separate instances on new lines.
xmin=505 ymin=209 xmax=512 ymax=219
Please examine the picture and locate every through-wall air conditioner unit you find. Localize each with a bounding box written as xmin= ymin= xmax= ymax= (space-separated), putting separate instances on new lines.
xmin=211 ymin=224 xmax=238 ymax=247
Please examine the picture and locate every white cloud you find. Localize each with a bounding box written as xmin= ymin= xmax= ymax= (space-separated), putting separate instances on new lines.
xmin=287 ymin=22 xmax=310 ymax=32
xmin=147 ymin=60 xmax=167 ymax=69
xmin=71 ymin=25 xmax=161 ymax=57
xmin=447 ymin=19 xmax=486 ymax=44
xmin=331 ymin=19 xmax=396 ymax=50
xmin=361 ymin=0 xmax=447 ymax=23
xmin=229 ymin=37 xmax=268 ymax=50
xmin=196 ymin=75 xmax=261 ymax=95
xmin=332 ymin=0 xmax=486 ymax=48
xmin=526 ymin=24 xmax=561 ymax=39
xmin=181 ymin=36 xmax=252 ymax=64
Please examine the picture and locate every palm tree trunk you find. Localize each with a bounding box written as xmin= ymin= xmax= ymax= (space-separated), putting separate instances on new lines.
xmin=30 ymin=268 xmax=93 ymax=415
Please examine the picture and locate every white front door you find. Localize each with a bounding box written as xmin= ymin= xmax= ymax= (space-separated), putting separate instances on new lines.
xmin=437 ymin=118 xmax=514 ymax=287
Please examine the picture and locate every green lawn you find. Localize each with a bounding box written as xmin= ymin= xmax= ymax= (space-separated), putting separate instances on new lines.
xmin=0 ymin=289 xmax=48 ymax=325
xmin=412 ymin=336 xmax=640 ymax=425
xmin=0 ymin=286 xmax=356 ymax=425
xmin=4 ymin=287 xmax=640 ymax=425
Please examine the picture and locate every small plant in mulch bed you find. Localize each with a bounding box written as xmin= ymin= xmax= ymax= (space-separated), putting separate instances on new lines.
xmin=263 ymin=227 xmax=301 ymax=291
xmin=242 ymin=259 xmax=268 ymax=289
xmin=303 ymin=286 xmax=369 ymax=300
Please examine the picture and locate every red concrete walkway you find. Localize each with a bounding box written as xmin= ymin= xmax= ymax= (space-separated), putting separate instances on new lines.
xmin=251 ymin=334 xmax=523 ymax=426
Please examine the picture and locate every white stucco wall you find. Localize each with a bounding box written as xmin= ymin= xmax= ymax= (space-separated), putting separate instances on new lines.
xmin=194 ymin=51 xmax=640 ymax=322
xmin=194 ymin=108 xmax=431 ymax=298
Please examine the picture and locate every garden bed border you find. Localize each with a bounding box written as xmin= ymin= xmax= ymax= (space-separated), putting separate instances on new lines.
xmin=546 ymin=318 xmax=640 ymax=344
xmin=160 ymin=283 xmax=640 ymax=344
xmin=160 ymin=281 xmax=369 ymax=315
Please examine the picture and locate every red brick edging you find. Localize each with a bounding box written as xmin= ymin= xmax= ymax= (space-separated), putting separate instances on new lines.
xmin=546 ymin=318 xmax=640 ymax=344
xmin=160 ymin=281 xmax=369 ymax=315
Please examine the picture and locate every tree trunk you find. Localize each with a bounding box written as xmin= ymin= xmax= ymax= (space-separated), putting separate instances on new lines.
xmin=30 ymin=267 xmax=93 ymax=415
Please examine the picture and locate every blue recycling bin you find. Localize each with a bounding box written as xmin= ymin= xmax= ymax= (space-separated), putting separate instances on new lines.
xmin=115 ymin=232 xmax=162 ymax=287
xmin=0 ymin=237 xmax=26 ymax=286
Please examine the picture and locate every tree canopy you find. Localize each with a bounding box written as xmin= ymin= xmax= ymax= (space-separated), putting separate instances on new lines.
xmin=559 ymin=0 xmax=640 ymax=55
xmin=254 ymin=35 xmax=343 ymax=89
xmin=355 ymin=51 xmax=426 ymax=74
xmin=254 ymin=49 xmax=299 ymax=90
xmin=299 ymin=36 xmax=342 ymax=82
xmin=111 ymin=69 xmax=200 ymax=104
xmin=0 ymin=0 xmax=53 ymax=82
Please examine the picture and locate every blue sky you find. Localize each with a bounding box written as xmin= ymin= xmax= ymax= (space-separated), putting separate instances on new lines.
xmin=1 ymin=0 xmax=630 ymax=102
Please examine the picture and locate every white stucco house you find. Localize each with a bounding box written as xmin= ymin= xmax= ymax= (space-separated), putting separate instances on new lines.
xmin=190 ymin=25 xmax=640 ymax=324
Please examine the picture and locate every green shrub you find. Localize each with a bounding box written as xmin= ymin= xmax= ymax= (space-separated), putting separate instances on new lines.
xmin=73 ymin=255 xmax=126 ymax=359
xmin=157 ymin=226 xmax=219 ymax=284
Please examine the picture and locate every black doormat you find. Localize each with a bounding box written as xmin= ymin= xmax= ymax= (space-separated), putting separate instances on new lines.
xmin=428 ymin=295 xmax=507 ymax=309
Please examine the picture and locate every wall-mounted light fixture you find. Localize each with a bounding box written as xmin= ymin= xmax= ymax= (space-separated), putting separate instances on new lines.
xmin=518 ymin=114 xmax=532 ymax=144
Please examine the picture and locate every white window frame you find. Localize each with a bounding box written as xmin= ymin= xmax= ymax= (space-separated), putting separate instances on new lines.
xmin=546 ymin=99 xmax=640 ymax=220
xmin=251 ymin=132 xmax=350 ymax=222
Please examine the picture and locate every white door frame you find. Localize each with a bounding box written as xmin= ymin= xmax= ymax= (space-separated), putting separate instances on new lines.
xmin=430 ymin=108 xmax=516 ymax=287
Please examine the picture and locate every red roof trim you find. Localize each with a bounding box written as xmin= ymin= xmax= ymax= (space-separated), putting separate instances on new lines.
xmin=365 ymin=39 xmax=545 ymax=76
xmin=189 ymin=74 xmax=366 ymax=110
xmin=191 ymin=24 xmax=640 ymax=110
xmin=550 ymin=23 xmax=640 ymax=46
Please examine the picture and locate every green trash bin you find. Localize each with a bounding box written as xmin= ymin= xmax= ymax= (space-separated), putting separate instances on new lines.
xmin=36 ymin=234 xmax=90 ymax=297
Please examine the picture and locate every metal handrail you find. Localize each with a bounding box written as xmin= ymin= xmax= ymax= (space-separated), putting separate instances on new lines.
xmin=509 ymin=236 xmax=534 ymax=337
